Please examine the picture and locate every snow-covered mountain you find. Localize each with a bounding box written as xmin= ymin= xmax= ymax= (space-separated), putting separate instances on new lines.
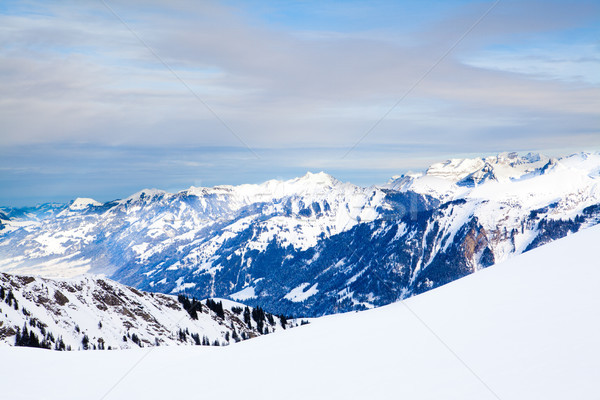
xmin=0 ymin=272 xmax=299 ymax=350
xmin=2 ymin=221 xmax=599 ymax=400
xmin=0 ymin=171 xmax=384 ymax=276
xmin=2 ymin=152 xmax=600 ymax=316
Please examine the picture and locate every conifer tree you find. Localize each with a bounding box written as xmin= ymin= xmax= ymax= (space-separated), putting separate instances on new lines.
xmin=191 ymin=332 xmax=201 ymax=345
xmin=243 ymin=306 xmax=252 ymax=328
xmin=82 ymin=334 xmax=89 ymax=350
xmin=15 ymin=327 xmax=21 ymax=346
xmin=279 ymin=315 xmax=288 ymax=329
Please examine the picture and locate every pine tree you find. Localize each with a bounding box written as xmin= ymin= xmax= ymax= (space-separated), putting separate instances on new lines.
xmin=15 ymin=323 xmax=46 ymax=348
xmin=131 ymin=333 xmax=140 ymax=346
xmin=191 ymin=332 xmax=201 ymax=345
xmin=20 ymin=324 xmax=29 ymax=345
xmin=231 ymin=306 xmax=243 ymax=315
xmin=243 ymin=306 xmax=252 ymax=328
xmin=178 ymin=294 xmax=202 ymax=319
xmin=15 ymin=327 xmax=21 ymax=346
xmin=82 ymin=334 xmax=89 ymax=350
xmin=5 ymin=290 xmax=14 ymax=307
xmin=216 ymin=301 xmax=224 ymax=319
xmin=55 ymin=336 xmax=66 ymax=351
xmin=279 ymin=315 xmax=288 ymax=329
xmin=29 ymin=330 xmax=39 ymax=347
xmin=252 ymin=306 xmax=266 ymax=333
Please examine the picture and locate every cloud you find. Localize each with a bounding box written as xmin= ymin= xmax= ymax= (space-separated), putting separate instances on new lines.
xmin=463 ymin=44 xmax=600 ymax=84
xmin=0 ymin=0 xmax=598 ymax=205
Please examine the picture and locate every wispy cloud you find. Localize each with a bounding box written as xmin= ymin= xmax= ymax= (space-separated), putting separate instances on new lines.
xmin=0 ymin=0 xmax=598 ymax=205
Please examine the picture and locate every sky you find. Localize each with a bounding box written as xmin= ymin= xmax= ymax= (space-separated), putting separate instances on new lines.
xmin=1 ymin=0 xmax=599 ymax=206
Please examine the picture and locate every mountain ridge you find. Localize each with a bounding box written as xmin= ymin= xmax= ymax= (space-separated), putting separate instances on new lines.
xmin=2 ymin=151 xmax=600 ymax=316
xmin=0 ymin=270 xmax=300 ymax=350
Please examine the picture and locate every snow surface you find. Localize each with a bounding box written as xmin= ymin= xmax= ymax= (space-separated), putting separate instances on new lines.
xmin=2 ymin=223 xmax=599 ymax=399
xmin=229 ymin=285 xmax=256 ymax=300
xmin=284 ymin=282 xmax=319 ymax=302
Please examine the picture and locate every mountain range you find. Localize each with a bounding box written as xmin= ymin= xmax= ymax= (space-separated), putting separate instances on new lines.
xmin=2 ymin=151 xmax=600 ymax=316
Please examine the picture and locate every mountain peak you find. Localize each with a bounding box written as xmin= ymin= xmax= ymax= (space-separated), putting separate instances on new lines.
xmin=426 ymin=158 xmax=486 ymax=181
xmin=296 ymin=171 xmax=338 ymax=185
xmin=69 ymin=197 xmax=102 ymax=210
xmin=424 ymin=152 xmax=550 ymax=183
xmin=249 ymin=171 xmax=341 ymax=199
xmin=122 ymin=188 xmax=167 ymax=203
xmin=183 ymin=172 xmax=341 ymax=202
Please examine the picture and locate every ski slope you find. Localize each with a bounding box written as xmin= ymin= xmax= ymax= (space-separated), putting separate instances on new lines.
xmin=1 ymin=224 xmax=599 ymax=399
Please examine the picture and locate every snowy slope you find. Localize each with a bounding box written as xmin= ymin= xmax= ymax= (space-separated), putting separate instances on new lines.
xmin=0 ymin=273 xmax=298 ymax=350
xmin=1 ymin=223 xmax=599 ymax=399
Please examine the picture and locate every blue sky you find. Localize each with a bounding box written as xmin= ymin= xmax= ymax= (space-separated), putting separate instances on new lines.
xmin=1 ymin=0 xmax=599 ymax=206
